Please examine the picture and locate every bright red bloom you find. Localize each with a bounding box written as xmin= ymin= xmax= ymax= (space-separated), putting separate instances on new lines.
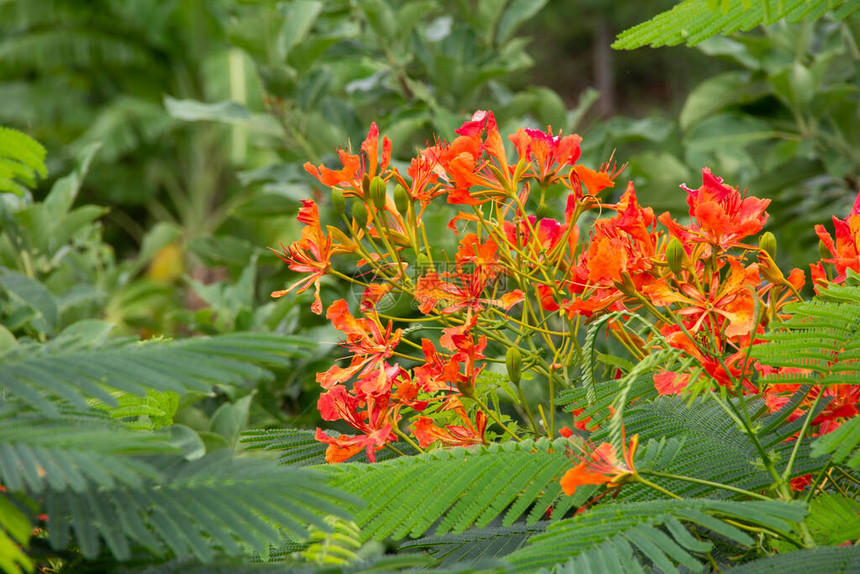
xmin=508 ymin=126 xmax=582 ymax=184
xmin=662 ymin=168 xmax=770 ymax=249
xmin=560 ymin=432 xmax=639 ymax=496
xmin=411 ymin=399 xmax=487 ymax=448
xmin=317 ymin=299 xmax=402 ymax=389
xmin=304 ymin=122 xmax=392 ymax=198
xmin=643 ymin=258 xmax=760 ymax=340
xmin=814 ymin=189 xmax=860 ymax=284
xmin=315 ymin=383 xmax=396 ymax=463
xmin=271 ymin=200 xmax=344 ymax=314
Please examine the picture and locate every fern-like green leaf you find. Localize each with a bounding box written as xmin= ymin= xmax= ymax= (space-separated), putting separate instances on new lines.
xmin=400 ymin=523 xmax=545 ymax=567
xmin=42 ymin=451 xmax=353 ymax=562
xmin=240 ymin=428 xmax=417 ymax=466
xmin=0 ymin=126 xmax=47 ymax=196
xmin=0 ymin=410 xmax=172 ymax=493
xmin=507 ymin=499 xmax=807 ymax=573
xmin=725 ymin=545 xmax=860 ymax=573
xmin=323 ymin=438 xmax=577 ymax=542
xmin=810 ymin=415 xmax=860 ymax=469
xmin=613 ymin=0 xmax=859 ymax=50
xmin=619 ymin=396 xmax=823 ymax=499
xmin=752 ymin=285 xmax=860 ymax=388
xmin=0 ymin=333 xmax=311 ymax=415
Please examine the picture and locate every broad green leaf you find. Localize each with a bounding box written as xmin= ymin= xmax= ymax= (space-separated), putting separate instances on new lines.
xmin=164 ymin=96 xmax=252 ymax=124
xmin=684 ymin=113 xmax=776 ymax=153
xmin=496 ymin=0 xmax=548 ymax=45
xmin=0 ymin=271 xmax=59 ymax=335
xmin=680 ymin=71 xmax=752 ymax=130
xmin=43 ymin=142 xmax=99 ymax=219
xmin=210 ymin=393 xmax=254 ymax=447
xmin=277 ymin=1 xmax=322 ymax=61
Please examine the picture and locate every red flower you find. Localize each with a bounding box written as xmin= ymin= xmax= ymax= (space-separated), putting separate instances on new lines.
xmin=316 ymin=299 xmax=402 ymax=389
xmin=271 ymin=200 xmax=345 ymax=314
xmin=814 ymin=189 xmax=860 ymax=284
xmin=304 ymin=122 xmax=391 ymax=198
xmin=560 ymin=432 xmax=639 ymax=496
xmin=662 ymin=168 xmax=770 ymax=249
xmin=411 ymin=399 xmax=487 ymax=448
xmin=508 ymin=126 xmax=582 ymax=184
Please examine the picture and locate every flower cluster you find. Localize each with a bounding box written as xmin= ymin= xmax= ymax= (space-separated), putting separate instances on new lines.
xmin=273 ymin=110 xmax=860 ymax=471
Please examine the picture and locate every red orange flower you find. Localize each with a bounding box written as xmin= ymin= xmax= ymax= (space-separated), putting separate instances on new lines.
xmin=814 ymin=189 xmax=860 ymax=284
xmin=560 ymin=432 xmax=639 ymax=496
xmin=271 ymin=200 xmax=342 ymax=314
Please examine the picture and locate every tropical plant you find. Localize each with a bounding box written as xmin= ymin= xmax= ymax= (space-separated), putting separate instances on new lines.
xmin=249 ymin=110 xmax=860 ymax=571
xmin=613 ymin=0 xmax=860 ymax=49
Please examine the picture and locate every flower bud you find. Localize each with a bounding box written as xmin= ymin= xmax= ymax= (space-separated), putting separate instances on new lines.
xmin=416 ymin=252 xmax=433 ymax=273
xmin=394 ymin=184 xmax=411 ymax=214
xmin=361 ymin=173 xmax=371 ymax=195
xmin=370 ymin=176 xmax=387 ymax=211
xmin=331 ymin=188 xmax=345 ymax=216
xmin=352 ymin=202 xmax=368 ymax=227
xmin=665 ymin=238 xmax=686 ymax=275
xmin=818 ymin=239 xmax=830 ymax=260
xmin=759 ymin=232 xmax=777 ymax=260
xmin=505 ymin=346 xmax=523 ymax=385
xmin=535 ymin=201 xmax=548 ymax=219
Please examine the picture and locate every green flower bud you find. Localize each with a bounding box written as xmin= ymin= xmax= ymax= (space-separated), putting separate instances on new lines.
xmin=394 ymin=184 xmax=411 ymax=214
xmin=505 ymin=346 xmax=523 ymax=385
xmin=370 ymin=176 xmax=387 ymax=211
xmin=361 ymin=173 xmax=371 ymax=195
xmin=535 ymin=202 xmax=549 ymax=219
xmin=352 ymin=202 xmax=368 ymax=227
xmin=819 ymin=239 xmax=830 ymax=260
xmin=331 ymin=188 xmax=346 ymax=216
xmin=665 ymin=238 xmax=686 ymax=275
xmin=759 ymin=232 xmax=777 ymax=260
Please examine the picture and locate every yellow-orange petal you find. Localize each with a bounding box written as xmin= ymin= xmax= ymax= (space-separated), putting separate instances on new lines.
xmin=271 ymin=289 xmax=289 ymax=298
xmin=560 ymin=462 xmax=612 ymax=496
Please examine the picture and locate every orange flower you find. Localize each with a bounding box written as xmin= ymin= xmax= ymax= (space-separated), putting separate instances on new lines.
xmin=643 ymin=258 xmax=760 ymax=340
xmin=814 ymin=189 xmax=860 ymax=284
xmin=508 ymin=126 xmax=582 ymax=184
xmin=304 ymin=122 xmax=391 ymax=198
xmin=411 ymin=399 xmax=487 ymax=448
xmin=316 ymin=299 xmax=402 ymax=389
xmin=663 ymin=168 xmax=770 ymax=249
xmin=271 ymin=200 xmax=343 ymax=314
xmin=560 ymin=432 xmax=639 ymax=496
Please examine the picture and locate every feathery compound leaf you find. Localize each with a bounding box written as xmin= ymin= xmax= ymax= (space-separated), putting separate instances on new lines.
xmin=400 ymin=522 xmax=546 ymax=567
xmin=239 ymin=428 xmax=417 ymax=466
xmin=752 ymin=284 xmax=860 ymax=388
xmin=0 ymin=332 xmax=311 ymax=415
xmin=725 ymin=545 xmax=860 ymax=574
xmin=618 ymin=396 xmax=823 ymax=499
xmin=0 ymin=411 xmax=171 ymax=493
xmin=507 ymin=499 xmax=807 ymax=573
xmin=43 ymin=451 xmax=355 ymax=562
xmin=323 ymin=438 xmax=574 ymax=541
xmin=613 ymin=0 xmax=859 ymax=50
xmin=0 ymin=126 xmax=47 ymax=196
xmin=810 ymin=415 xmax=860 ymax=468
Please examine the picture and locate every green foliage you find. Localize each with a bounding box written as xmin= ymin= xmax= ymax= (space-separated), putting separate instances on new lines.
xmin=614 ymin=0 xmax=859 ymax=49
xmin=323 ymin=438 xmax=578 ymax=541
xmin=727 ymin=545 xmax=860 ymax=573
xmin=0 ymin=330 xmax=308 ymax=415
xmin=0 ymin=127 xmax=46 ymax=196
xmin=507 ymin=499 xmax=807 ymax=573
xmin=753 ymin=284 xmax=860 ymax=386
xmin=0 ymin=326 xmax=352 ymax=570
